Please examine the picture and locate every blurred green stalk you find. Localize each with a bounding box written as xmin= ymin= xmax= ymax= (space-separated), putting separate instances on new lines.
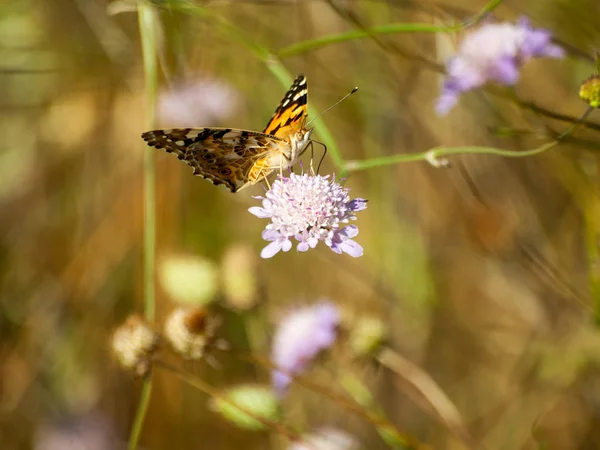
xmin=277 ymin=0 xmax=504 ymax=58
xmin=129 ymin=3 xmax=159 ymax=450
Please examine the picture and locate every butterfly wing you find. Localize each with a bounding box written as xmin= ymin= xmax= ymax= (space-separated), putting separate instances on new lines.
xmin=141 ymin=128 xmax=285 ymax=192
xmin=263 ymin=74 xmax=308 ymax=138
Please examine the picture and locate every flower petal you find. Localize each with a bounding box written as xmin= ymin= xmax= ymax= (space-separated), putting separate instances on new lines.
xmin=339 ymin=239 xmax=364 ymax=258
xmin=262 ymin=229 xmax=281 ymax=241
xmin=271 ymin=302 xmax=340 ymax=395
xmin=248 ymin=206 xmax=271 ymax=218
xmin=339 ymin=225 xmax=359 ymax=239
xmin=489 ymin=55 xmax=520 ymax=85
xmin=348 ymin=198 xmax=368 ymax=212
xmin=435 ymin=91 xmax=460 ymax=116
xmin=272 ymin=370 xmax=291 ymax=395
xmin=281 ymin=239 xmax=293 ymax=252
xmin=261 ymin=241 xmax=283 ymax=259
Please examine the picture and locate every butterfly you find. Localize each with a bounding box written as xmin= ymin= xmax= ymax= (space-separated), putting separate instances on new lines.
xmin=141 ymin=75 xmax=313 ymax=193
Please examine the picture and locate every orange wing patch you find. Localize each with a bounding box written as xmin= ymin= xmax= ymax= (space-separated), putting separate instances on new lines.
xmin=263 ymin=75 xmax=308 ymax=138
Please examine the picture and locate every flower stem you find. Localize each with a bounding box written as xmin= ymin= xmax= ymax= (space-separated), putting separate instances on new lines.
xmin=276 ymin=0 xmax=504 ymax=58
xmin=376 ymin=348 xmax=473 ymax=447
xmin=154 ymin=360 xmax=302 ymax=443
xmin=128 ymin=4 xmax=158 ymax=450
xmin=344 ymin=142 xmax=558 ymax=173
xmin=229 ymin=351 xmax=426 ymax=449
xmin=345 ymin=109 xmax=591 ymax=173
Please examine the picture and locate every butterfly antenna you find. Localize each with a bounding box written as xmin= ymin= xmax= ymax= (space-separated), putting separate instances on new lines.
xmin=306 ymin=86 xmax=358 ymax=127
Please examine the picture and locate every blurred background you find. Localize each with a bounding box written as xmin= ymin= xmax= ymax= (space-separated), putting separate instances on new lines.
xmin=3 ymin=0 xmax=600 ymax=448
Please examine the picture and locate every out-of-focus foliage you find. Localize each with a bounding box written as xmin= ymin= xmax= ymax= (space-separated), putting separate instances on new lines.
xmin=3 ymin=0 xmax=600 ymax=449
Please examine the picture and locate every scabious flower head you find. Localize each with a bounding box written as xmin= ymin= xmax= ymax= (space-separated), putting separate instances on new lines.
xmin=249 ymin=173 xmax=367 ymax=259
xmin=436 ymin=17 xmax=565 ymax=115
xmin=271 ymin=301 xmax=340 ymax=394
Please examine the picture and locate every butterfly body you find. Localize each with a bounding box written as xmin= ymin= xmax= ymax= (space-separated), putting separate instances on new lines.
xmin=142 ymin=75 xmax=311 ymax=193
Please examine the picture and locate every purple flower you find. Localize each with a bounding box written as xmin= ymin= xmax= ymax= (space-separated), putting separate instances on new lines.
xmin=436 ymin=17 xmax=564 ymax=115
xmin=288 ymin=428 xmax=358 ymax=450
xmin=249 ymin=173 xmax=368 ymax=259
xmin=271 ymin=302 xmax=340 ymax=394
xmin=157 ymin=78 xmax=239 ymax=127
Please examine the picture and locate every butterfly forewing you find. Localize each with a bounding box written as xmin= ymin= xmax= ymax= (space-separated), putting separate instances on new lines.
xmin=263 ymin=74 xmax=308 ymax=138
xmin=141 ymin=74 xmax=310 ymax=193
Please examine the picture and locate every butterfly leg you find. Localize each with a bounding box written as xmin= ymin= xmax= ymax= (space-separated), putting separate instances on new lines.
xmin=264 ymin=176 xmax=272 ymax=190
xmin=279 ymin=152 xmax=291 ymax=178
xmin=255 ymin=165 xmax=272 ymax=190
xmin=308 ymin=141 xmax=316 ymax=175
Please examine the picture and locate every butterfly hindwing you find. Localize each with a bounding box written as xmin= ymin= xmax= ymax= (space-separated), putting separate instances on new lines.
xmin=263 ymin=74 xmax=308 ymax=138
xmin=141 ymin=128 xmax=285 ymax=192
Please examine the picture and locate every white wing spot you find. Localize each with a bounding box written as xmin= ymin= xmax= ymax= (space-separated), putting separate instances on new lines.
xmin=293 ymin=89 xmax=307 ymax=101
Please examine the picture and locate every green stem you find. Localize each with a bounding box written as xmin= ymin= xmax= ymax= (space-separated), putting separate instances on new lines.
xmin=230 ymin=352 xmax=425 ymax=449
xmin=140 ymin=0 xmax=157 ymax=326
xmin=154 ymin=360 xmax=302 ymax=443
xmin=339 ymin=372 xmax=423 ymax=449
xmin=129 ymin=4 xmax=158 ymax=450
xmin=128 ymin=381 xmax=153 ymax=450
xmin=277 ymin=23 xmax=459 ymax=59
xmin=345 ymin=142 xmax=558 ymax=173
xmin=464 ymin=0 xmax=504 ymax=26
xmin=277 ymin=0 xmax=503 ymax=58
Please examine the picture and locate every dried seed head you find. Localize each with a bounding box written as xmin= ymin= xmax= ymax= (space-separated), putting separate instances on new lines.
xmin=164 ymin=307 xmax=219 ymax=360
xmin=111 ymin=315 xmax=159 ymax=377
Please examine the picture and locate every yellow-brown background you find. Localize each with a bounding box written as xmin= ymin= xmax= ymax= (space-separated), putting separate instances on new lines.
xmin=2 ymin=0 xmax=600 ymax=449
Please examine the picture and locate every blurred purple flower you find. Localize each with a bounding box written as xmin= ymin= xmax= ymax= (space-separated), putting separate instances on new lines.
xmin=157 ymin=78 xmax=239 ymax=127
xmin=35 ymin=412 xmax=120 ymax=450
xmin=249 ymin=173 xmax=367 ymax=259
xmin=272 ymin=302 xmax=340 ymax=394
xmin=436 ymin=17 xmax=564 ymax=115
xmin=288 ymin=428 xmax=359 ymax=450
